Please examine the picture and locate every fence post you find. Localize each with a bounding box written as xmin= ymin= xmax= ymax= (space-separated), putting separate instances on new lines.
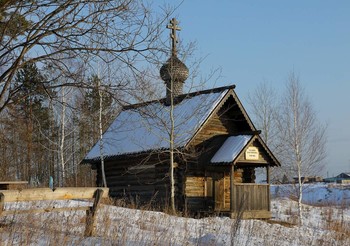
xmin=84 ymin=189 xmax=104 ymax=237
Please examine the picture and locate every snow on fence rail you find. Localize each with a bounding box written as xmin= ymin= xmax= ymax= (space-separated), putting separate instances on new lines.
xmin=0 ymin=187 xmax=109 ymax=237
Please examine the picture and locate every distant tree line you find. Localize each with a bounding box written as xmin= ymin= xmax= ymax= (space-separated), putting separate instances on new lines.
xmin=0 ymin=62 xmax=117 ymax=186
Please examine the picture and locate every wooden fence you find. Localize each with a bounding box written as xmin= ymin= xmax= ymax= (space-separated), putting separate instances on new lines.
xmin=0 ymin=187 xmax=109 ymax=237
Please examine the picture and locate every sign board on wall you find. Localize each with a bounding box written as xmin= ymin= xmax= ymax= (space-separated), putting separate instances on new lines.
xmin=245 ymin=147 xmax=259 ymax=160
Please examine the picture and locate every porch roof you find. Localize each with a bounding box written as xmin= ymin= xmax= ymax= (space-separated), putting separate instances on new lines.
xmin=210 ymin=135 xmax=252 ymax=164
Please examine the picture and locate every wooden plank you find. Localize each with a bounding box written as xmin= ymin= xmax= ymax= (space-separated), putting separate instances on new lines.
xmin=1 ymin=187 xmax=109 ymax=202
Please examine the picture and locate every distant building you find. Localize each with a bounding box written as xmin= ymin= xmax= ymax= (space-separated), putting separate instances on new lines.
xmin=323 ymin=173 xmax=350 ymax=184
xmin=293 ymin=176 xmax=323 ymax=183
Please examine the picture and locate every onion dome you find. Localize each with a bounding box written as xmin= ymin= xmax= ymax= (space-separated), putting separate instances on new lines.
xmin=160 ymin=55 xmax=189 ymax=83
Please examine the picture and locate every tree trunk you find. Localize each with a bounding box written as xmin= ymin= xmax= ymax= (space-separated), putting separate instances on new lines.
xmin=297 ymin=160 xmax=303 ymax=226
xmin=98 ymin=78 xmax=107 ymax=188
xmin=59 ymin=88 xmax=66 ymax=187
xmin=169 ymin=77 xmax=175 ymax=213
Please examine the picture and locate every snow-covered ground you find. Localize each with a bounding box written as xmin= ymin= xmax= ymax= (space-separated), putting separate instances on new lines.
xmin=271 ymin=183 xmax=350 ymax=206
xmin=0 ymin=183 xmax=349 ymax=245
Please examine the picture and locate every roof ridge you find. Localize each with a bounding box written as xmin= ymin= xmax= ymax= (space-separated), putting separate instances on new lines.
xmin=123 ymin=84 xmax=236 ymax=110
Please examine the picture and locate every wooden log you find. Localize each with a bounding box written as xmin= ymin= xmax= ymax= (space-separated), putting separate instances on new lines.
xmin=0 ymin=206 xmax=91 ymax=216
xmin=84 ymin=189 xmax=104 ymax=237
xmin=53 ymin=187 xmax=109 ymax=200
xmin=0 ymin=188 xmax=110 ymax=238
xmin=0 ymin=187 xmax=109 ymax=202
xmin=185 ymin=192 xmax=205 ymax=197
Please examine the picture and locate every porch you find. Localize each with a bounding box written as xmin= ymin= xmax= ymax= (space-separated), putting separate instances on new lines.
xmin=191 ymin=182 xmax=271 ymax=219
xmin=211 ymin=167 xmax=271 ymax=219
xmin=185 ymin=165 xmax=272 ymax=219
xmin=205 ymin=133 xmax=278 ymax=219
xmin=225 ymin=183 xmax=271 ymax=219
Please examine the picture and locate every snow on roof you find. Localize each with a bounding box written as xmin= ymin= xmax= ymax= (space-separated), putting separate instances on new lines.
xmin=85 ymin=90 xmax=228 ymax=161
xmin=210 ymin=135 xmax=252 ymax=164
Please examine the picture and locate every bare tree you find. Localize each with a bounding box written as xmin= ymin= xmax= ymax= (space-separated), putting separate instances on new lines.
xmin=0 ymin=0 xmax=171 ymax=113
xmin=247 ymin=81 xmax=281 ymax=182
xmin=247 ymin=81 xmax=279 ymax=147
xmin=277 ymin=72 xmax=327 ymax=225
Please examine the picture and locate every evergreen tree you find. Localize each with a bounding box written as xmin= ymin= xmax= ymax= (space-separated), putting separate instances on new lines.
xmin=6 ymin=62 xmax=54 ymax=184
xmin=0 ymin=0 xmax=31 ymax=40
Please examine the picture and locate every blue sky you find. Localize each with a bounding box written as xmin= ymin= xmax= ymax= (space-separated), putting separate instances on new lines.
xmin=159 ymin=0 xmax=350 ymax=176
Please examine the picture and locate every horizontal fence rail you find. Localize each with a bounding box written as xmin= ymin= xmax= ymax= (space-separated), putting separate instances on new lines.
xmin=0 ymin=187 xmax=109 ymax=202
xmin=0 ymin=187 xmax=109 ymax=237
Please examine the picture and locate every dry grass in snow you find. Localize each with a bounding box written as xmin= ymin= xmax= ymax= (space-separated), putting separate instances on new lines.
xmin=0 ymin=184 xmax=349 ymax=245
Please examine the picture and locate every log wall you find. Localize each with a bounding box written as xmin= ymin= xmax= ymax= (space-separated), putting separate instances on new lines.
xmin=102 ymin=156 xmax=166 ymax=203
xmin=99 ymin=154 xmax=185 ymax=209
xmin=184 ymin=176 xmax=207 ymax=211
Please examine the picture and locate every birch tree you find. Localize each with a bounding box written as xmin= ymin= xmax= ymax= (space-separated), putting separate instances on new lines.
xmin=97 ymin=75 xmax=107 ymax=188
xmin=278 ymin=72 xmax=327 ymax=225
xmin=58 ymin=87 xmax=67 ymax=186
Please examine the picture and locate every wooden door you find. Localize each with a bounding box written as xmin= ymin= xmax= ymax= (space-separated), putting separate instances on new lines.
xmin=214 ymin=177 xmax=225 ymax=211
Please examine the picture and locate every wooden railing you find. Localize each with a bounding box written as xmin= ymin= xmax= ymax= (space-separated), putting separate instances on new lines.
xmin=0 ymin=187 xmax=109 ymax=237
xmin=230 ymin=184 xmax=270 ymax=212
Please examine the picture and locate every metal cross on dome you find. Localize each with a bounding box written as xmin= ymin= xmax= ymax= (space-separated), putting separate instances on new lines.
xmin=167 ymin=18 xmax=181 ymax=57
